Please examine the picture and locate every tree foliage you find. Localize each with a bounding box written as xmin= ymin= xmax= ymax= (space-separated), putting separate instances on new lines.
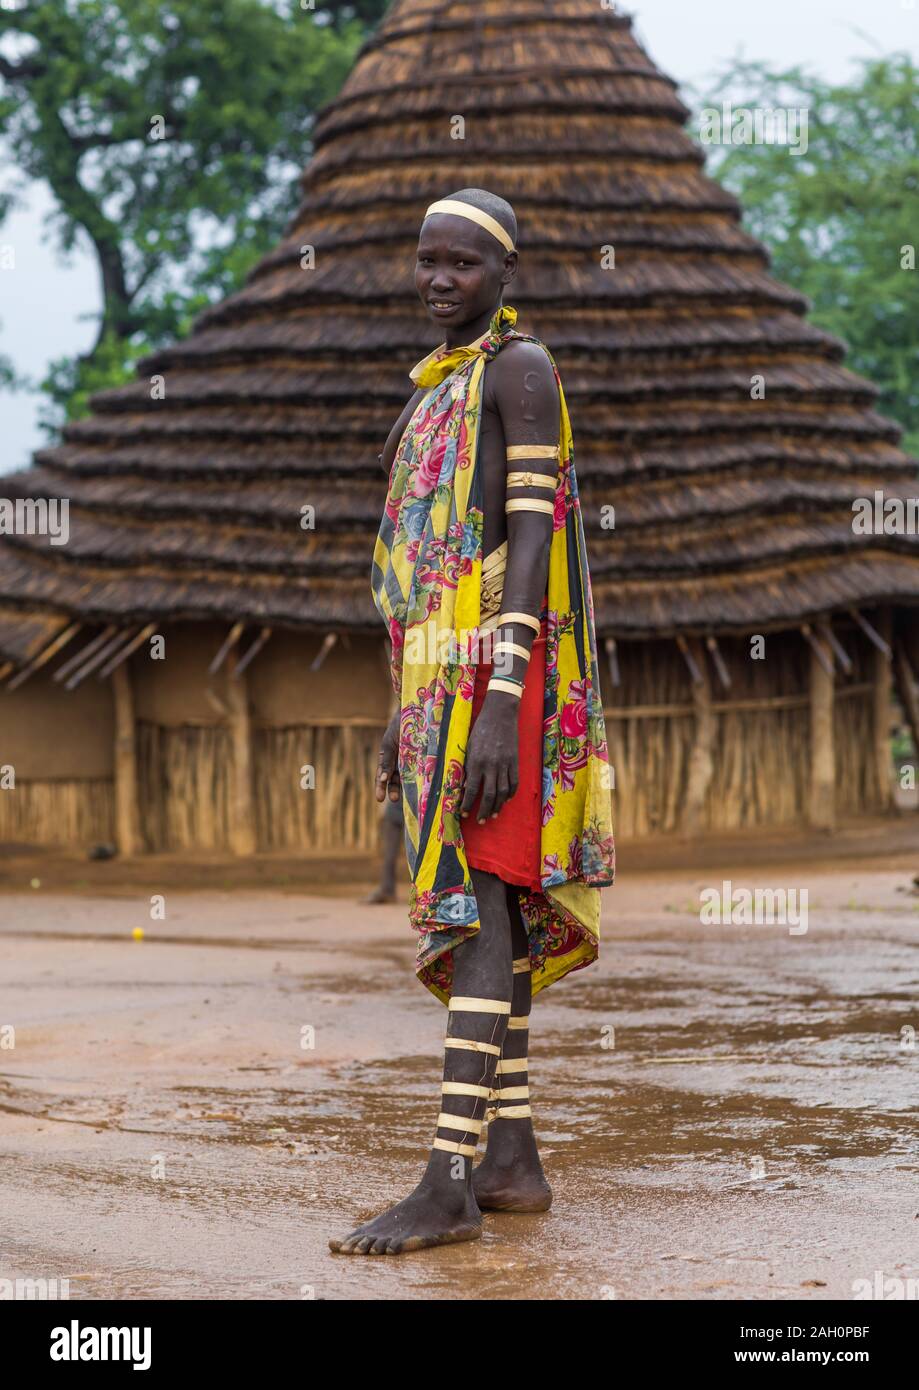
xmin=697 ymin=55 xmax=919 ymax=455
xmin=0 ymin=0 xmax=388 ymax=427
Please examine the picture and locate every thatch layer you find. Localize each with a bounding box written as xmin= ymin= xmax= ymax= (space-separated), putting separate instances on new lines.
xmin=0 ymin=0 xmax=917 ymax=656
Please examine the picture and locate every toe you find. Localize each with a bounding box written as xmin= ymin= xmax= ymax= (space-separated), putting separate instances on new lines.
xmin=369 ymin=1237 xmax=389 ymax=1254
xmin=330 ymin=1228 xmax=362 ymax=1253
xmin=354 ymin=1235 xmax=375 ymax=1254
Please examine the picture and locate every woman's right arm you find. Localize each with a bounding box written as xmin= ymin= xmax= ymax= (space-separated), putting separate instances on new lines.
xmin=380 ymin=388 xmax=426 ymax=473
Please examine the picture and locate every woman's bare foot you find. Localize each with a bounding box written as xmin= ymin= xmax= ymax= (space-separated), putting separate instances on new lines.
xmin=329 ymin=1180 xmax=483 ymax=1255
xmin=473 ymin=1123 xmax=552 ymax=1212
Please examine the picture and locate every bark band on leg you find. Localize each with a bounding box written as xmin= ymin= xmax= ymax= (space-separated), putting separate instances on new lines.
xmin=442 ymin=1081 xmax=491 ymax=1099
xmin=490 ymin=1004 xmax=531 ymax=1118
xmin=443 ymin=1037 xmax=500 ymax=1056
xmin=436 ymin=1113 xmax=484 ymax=1135
xmin=435 ymin=1084 xmax=492 ymax=1156
xmin=442 ymin=1000 xmax=511 ymax=1150
xmin=432 ymin=1137 xmax=478 ymax=1158
xmin=448 ymin=996 xmax=512 ymax=1014
xmin=483 ymin=1050 xmax=525 ymax=1106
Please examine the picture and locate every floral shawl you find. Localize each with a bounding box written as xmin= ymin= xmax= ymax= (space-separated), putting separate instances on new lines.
xmin=371 ymin=304 xmax=615 ymax=1004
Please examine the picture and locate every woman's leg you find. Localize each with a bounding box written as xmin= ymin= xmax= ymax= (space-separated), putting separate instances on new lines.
xmin=330 ymin=866 xmax=514 ymax=1254
xmin=472 ymin=883 xmax=552 ymax=1212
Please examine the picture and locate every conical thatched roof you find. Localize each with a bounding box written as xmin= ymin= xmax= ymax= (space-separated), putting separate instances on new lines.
xmin=2 ymin=0 xmax=917 ymax=665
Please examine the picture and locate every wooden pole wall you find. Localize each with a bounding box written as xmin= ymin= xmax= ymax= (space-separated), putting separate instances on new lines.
xmin=682 ymin=637 xmax=714 ymax=837
xmin=872 ymin=608 xmax=893 ymax=810
xmin=808 ymin=635 xmax=836 ymax=830
xmin=226 ymin=654 xmax=256 ymax=855
xmin=112 ymin=661 xmax=141 ymax=856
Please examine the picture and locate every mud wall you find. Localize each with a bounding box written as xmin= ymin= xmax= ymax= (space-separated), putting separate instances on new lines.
xmin=0 ymin=668 xmax=115 ymax=848
xmin=0 ymin=619 xmax=894 ymax=852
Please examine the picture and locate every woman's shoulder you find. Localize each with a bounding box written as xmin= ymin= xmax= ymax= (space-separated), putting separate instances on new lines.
xmin=491 ymin=334 xmax=557 ymax=382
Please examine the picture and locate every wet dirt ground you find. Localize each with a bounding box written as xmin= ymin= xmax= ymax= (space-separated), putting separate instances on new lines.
xmin=1 ymin=835 xmax=918 ymax=1300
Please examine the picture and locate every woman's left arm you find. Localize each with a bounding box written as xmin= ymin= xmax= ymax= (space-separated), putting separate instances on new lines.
xmin=460 ymin=343 xmax=560 ymax=824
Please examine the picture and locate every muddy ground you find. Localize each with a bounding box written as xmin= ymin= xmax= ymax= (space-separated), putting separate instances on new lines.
xmin=1 ymin=821 xmax=918 ymax=1300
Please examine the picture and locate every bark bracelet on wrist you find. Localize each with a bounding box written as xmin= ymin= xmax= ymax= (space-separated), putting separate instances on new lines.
xmin=487 ymin=614 xmax=540 ymax=697
xmin=487 ymin=673 xmax=525 ymax=697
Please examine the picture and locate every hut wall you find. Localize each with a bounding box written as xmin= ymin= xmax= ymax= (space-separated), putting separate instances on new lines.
xmin=603 ymin=638 xmax=695 ymax=839
xmin=833 ymin=625 xmax=891 ymax=816
xmin=0 ymin=669 xmax=114 ymax=847
xmin=130 ymin=622 xmax=230 ymax=851
xmin=131 ymin=625 xmax=390 ymax=853
xmin=136 ymin=723 xmax=232 ymax=852
xmin=253 ymin=724 xmax=383 ymax=852
xmin=247 ymin=630 xmax=390 ymax=724
xmin=1 ymin=619 xmax=889 ymax=854
xmin=606 ymin=626 xmax=884 ymax=838
xmin=132 ymin=622 xmax=233 ymax=725
xmin=702 ymin=631 xmax=811 ymax=834
xmin=250 ymin=630 xmax=390 ymax=852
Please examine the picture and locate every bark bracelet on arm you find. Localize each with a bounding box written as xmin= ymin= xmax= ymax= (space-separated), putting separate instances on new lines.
xmin=487 ymin=640 xmax=531 ymax=698
xmin=505 ymin=443 xmax=559 ymax=517
xmin=487 ymin=612 xmax=542 ymax=697
xmin=487 ymin=445 xmax=559 ymax=696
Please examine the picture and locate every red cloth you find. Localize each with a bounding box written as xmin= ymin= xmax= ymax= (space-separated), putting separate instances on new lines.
xmin=462 ymin=620 xmax=547 ymax=891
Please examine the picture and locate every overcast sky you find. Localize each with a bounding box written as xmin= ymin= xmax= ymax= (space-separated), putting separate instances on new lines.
xmin=1 ymin=0 xmax=917 ymax=474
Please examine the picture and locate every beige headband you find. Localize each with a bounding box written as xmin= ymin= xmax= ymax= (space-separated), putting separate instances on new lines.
xmin=424 ymin=199 xmax=516 ymax=254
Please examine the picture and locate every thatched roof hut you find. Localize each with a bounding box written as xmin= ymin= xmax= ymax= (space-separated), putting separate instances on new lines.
xmin=2 ymin=0 xmax=917 ymax=852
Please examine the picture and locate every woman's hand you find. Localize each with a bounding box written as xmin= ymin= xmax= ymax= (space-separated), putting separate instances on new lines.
xmin=375 ymin=709 xmax=401 ymax=804
xmin=460 ymin=695 xmax=519 ymax=824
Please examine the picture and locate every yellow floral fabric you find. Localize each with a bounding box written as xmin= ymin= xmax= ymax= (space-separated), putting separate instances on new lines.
xmin=371 ymin=305 xmax=615 ymax=1004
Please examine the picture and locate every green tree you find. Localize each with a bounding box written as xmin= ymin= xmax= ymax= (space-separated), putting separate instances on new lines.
xmin=0 ymin=0 xmax=386 ymax=428
xmin=323 ymin=0 xmax=390 ymax=27
xmin=697 ymin=56 xmax=919 ymax=455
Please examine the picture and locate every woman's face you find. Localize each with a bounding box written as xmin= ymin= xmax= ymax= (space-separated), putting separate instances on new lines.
xmin=415 ymin=214 xmax=515 ymax=330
